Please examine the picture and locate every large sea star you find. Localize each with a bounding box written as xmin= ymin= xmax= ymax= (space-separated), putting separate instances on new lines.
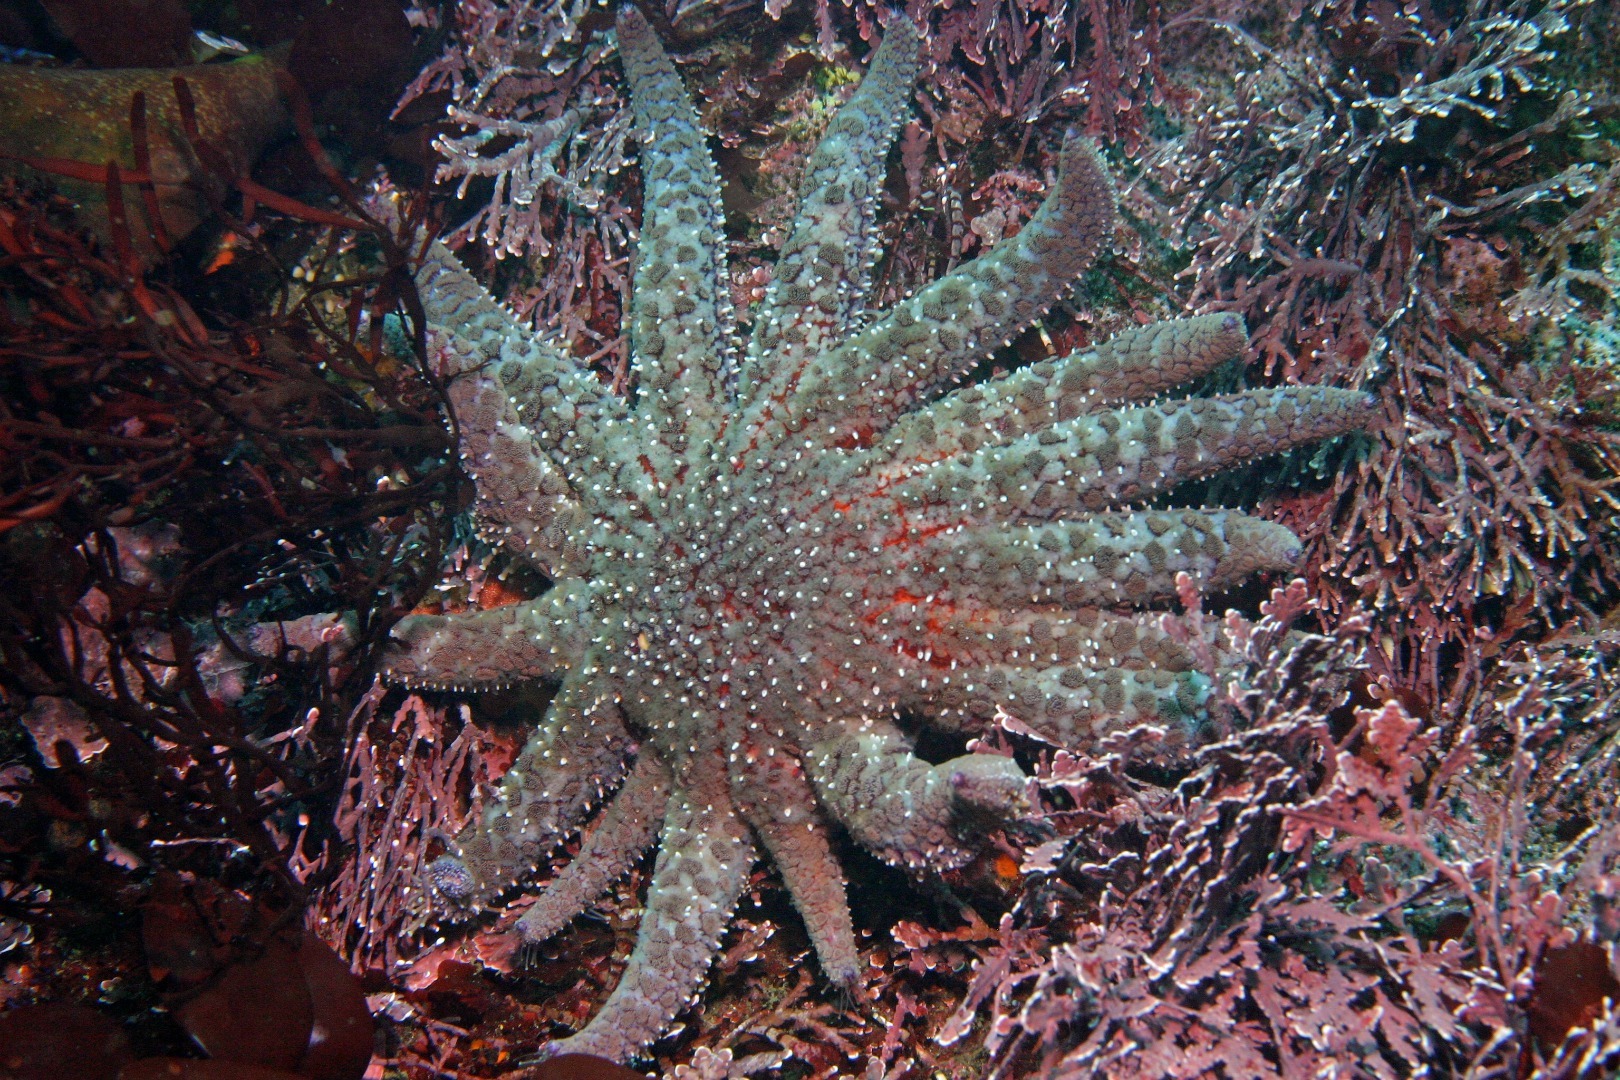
xmin=389 ymin=7 xmax=1372 ymax=1061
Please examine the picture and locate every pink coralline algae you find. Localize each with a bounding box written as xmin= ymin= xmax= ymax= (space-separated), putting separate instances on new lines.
xmin=386 ymin=7 xmax=1373 ymax=1062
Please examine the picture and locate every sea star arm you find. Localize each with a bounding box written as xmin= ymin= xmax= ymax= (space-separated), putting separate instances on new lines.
xmin=445 ymin=372 xmax=587 ymax=576
xmin=875 ymin=313 xmax=1251 ymax=471
xmin=544 ymin=771 xmax=757 ymax=1062
xmin=805 ymin=719 xmax=1027 ymax=871
xmin=868 ymin=602 xmax=1216 ymax=740
xmin=616 ymin=5 xmax=730 ymax=453
xmin=515 ymin=752 xmax=671 ymax=947
xmin=730 ymin=748 xmax=859 ymax=987
xmin=383 ymin=578 xmax=593 ymax=691
xmin=908 ymin=661 xmax=1210 ymax=746
xmin=777 ymin=135 xmax=1116 ymax=449
xmin=928 ymin=607 xmax=1199 ymax=671
xmin=911 ymin=510 xmax=1303 ymax=609
xmin=1045 ymin=313 xmax=1253 ymax=414
xmin=895 ymin=386 xmax=1374 ymax=519
xmin=416 ymin=240 xmax=628 ymax=471
xmin=428 ymin=671 xmax=633 ymax=913
xmin=737 ymin=17 xmax=920 ymax=415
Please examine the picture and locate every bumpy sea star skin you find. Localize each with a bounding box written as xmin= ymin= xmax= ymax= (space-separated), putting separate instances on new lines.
xmin=390 ymin=7 xmax=1374 ymax=1062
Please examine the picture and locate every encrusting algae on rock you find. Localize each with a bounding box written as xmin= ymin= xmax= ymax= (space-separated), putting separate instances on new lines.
xmin=388 ymin=6 xmax=1375 ymax=1061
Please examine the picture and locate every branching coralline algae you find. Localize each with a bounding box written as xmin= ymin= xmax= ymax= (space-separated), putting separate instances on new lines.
xmin=389 ymin=7 xmax=1373 ymax=1061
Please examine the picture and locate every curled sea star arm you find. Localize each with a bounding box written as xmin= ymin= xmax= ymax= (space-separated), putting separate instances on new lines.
xmin=544 ymin=772 xmax=757 ymax=1062
xmin=730 ymin=748 xmax=859 ymax=987
xmin=738 ymin=17 xmax=921 ymax=412
xmin=429 ymin=671 xmax=633 ymax=913
xmin=383 ymin=578 xmax=594 ymax=691
xmin=895 ymin=386 xmax=1375 ymax=519
xmin=782 ymin=135 xmax=1116 ymax=447
xmin=911 ymin=510 xmax=1303 ymax=609
xmin=416 ymin=241 xmax=628 ymax=470
xmin=515 ymin=752 xmax=671 ymax=947
xmin=616 ymin=5 xmax=730 ymax=452
xmin=805 ymin=719 xmax=1027 ymax=871
xmin=875 ymin=313 xmax=1252 ymax=471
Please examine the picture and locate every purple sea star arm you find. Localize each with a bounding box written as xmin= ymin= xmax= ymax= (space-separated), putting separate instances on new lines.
xmin=772 ymin=135 xmax=1116 ymax=450
xmin=805 ymin=719 xmax=1027 ymax=871
xmin=616 ymin=5 xmax=730 ymax=454
xmin=516 ymin=752 xmax=671 ymax=947
xmin=894 ymin=387 xmax=1375 ymax=519
xmin=909 ymin=510 xmax=1302 ymax=609
xmin=427 ymin=671 xmax=633 ymax=914
xmin=876 ymin=313 xmax=1251 ymax=470
xmin=730 ymin=748 xmax=858 ymax=987
xmin=738 ymin=17 xmax=920 ymax=415
xmin=383 ymin=579 xmax=593 ymax=691
xmin=543 ymin=770 xmax=757 ymax=1062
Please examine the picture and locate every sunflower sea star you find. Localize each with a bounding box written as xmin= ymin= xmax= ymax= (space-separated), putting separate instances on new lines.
xmin=389 ymin=7 xmax=1373 ymax=1061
